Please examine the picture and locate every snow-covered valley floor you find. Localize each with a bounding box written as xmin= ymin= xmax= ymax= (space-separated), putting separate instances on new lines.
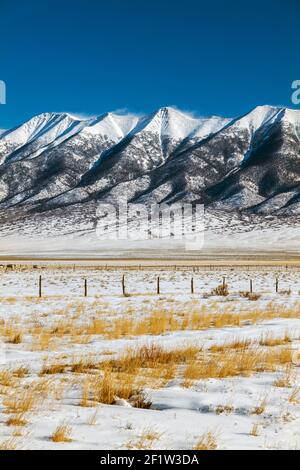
xmin=0 ymin=266 xmax=300 ymax=450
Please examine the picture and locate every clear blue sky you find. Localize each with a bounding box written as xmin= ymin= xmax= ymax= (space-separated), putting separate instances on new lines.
xmin=0 ymin=0 xmax=299 ymax=129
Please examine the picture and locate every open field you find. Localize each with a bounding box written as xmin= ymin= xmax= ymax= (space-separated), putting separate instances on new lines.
xmin=2 ymin=250 xmax=300 ymax=266
xmin=0 ymin=265 xmax=299 ymax=450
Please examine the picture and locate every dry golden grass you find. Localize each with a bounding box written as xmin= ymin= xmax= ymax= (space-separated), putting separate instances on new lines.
xmin=87 ymin=410 xmax=98 ymax=425
xmin=273 ymin=364 xmax=293 ymax=388
xmin=252 ymin=396 xmax=268 ymax=415
xmin=0 ymin=437 xmax=19 ymax=450
xmin=32 ymin=339 xmax=296 ymax=407
xmin=6 ymin=412 xmax=27 ymax=427
xmin=280 ymin=289 xmax=291 ymax=296
xmin=129 ymin=391 xmax=152 ymax=409
xmin=3 ymin=300 xmax=300 ymax=349
xmin=193 ymin=431 xmax=218 ymax=450
xmin=183 ymin=344 xmax=294 ymax=385
xmin=215 ymin=404 xmax=234 ymax=415
xmin=40 ymin=360 xmax=66 ymax=375
xmin=70 ymin=355 xmax=98 ymax=373
xmin=80 ymin=379 xmax=93 ymax=407
xmin=93 ymin=370 xmax=115 ymax=404
xmin=2 ymin=297 xmax=17 ymax=304
xmin=259 ymin=331 xmax=292 ymax=347
xmin=50 ymin=319 xmax=74 ymax=336
xmin=106 ymin=313 xmax=180 ymax=339
xmin=240 ymin=292 xmax=261 ymax=301
xmin=3 ymin=389 xmax=39 ymax=414
xmin=12 ymin=366 xmax=29 ymax=378
xmin=288 ymin=388 xmax=300 ymax=404
xmin=250 ymin=423 xmax=260 ymax=437
xmin=11 ymin=427 xmax=30 ymax=438
xmin=2 ymin=324 xmax=24 ymax=344
xmin=69 ymin=334 xmax=91 ymax=345
xmin=86 ymin=318 xmax=106 ymax=335
xmin=264 ymin=347 xmax=293 ymax=367
xmin=148 ymin=362 xmax=176 ymax=386
xmin=209 ymin=338 xmax=251 ymax=353
xmin=30 ymin=377 xmax=53 ymax=398
xmin=31 ymin=332 xmax=55 ymax=351
xmin=0 ymin=369 xmax=14 ymax=387
xmin=0 ymin=289 xmax=299 ymax=449
xmin=109 ymin=343 xmax=199 ymax=375
xmin=75 ymin=344 xmax=194 ymax=406
xmin=211 ymin=283 xmax=229 ymax=296
xmin=51 ymin=422 xmax=72 ymax=443
xmin=126 ymin=427 xmax=163 ymax=450
xmin=9 ymin=331 xmax=23 ymax=344
xmin=92 ymin=369 xmax=136 ymax=405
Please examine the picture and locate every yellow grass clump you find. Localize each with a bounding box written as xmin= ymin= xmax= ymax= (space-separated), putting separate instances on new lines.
xmin=0 ymin=369 xmax=15 ymax=387
xmin=250 ymin=423 xmax=260 ymax=436
xmin=273 ymin=364 xmax=293 ymax=388
xmin=6 ymin=412 xmax=27 ymax=427
xmin=0 ymin=437 xmax=19 ymax=450
xmin=126 ymin=427 xmax=163 ymax=450
xmin=51 ymin=422 xmax=72 ymax=443
xmin=3 ymin=389 xmax=40 ymax=414
xmin=193 ymin=431 xmax=218 ymax=450
xmin=259 ymin=331 xmax=292 ymax=347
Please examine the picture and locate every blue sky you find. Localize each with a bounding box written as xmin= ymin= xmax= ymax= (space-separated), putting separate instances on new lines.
xmin=0 ymin=0 xmax=299 ymax=129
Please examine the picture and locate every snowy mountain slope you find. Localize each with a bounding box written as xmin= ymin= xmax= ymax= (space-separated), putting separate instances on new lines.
xmin=0 ymin=105 xmax=300 ymax=248
xmin=0 ymin=113 xmax=88 ymax=164
xmin=0 ymin=112 xmax=144 ymax=206
xmin=206 ymin=108 xmax=300 ymax=212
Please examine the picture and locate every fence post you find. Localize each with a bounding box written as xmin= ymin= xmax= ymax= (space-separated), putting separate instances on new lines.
xmin=191 ymin=277 xmax=194 ymax=294
xmin=122 ymin=275 xmax=126 ymax=296
xmin=157 ymin=276 xmax=160 ymax=295
xmin=250 ymin=279 xmax=253 ymax=293
xmin=275 ymin=278 xmax=279 ymax=293
xmin=39 ymin=275 xmax=42 ymax=298
xmin=84 ymin=279 xmax=88 ymax=297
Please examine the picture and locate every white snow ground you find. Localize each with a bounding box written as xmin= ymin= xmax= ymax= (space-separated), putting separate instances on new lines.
xmin=0 ymin=267 xmax=299 ymax=450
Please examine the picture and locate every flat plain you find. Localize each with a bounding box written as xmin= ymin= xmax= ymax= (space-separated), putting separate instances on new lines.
xmin=0 ymin=262 xmax=299 ymax=450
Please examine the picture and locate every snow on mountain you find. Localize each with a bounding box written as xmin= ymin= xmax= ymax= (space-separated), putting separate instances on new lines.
xmin=0 ymin=113 xmax=90 ymax=164
xmin=127 ymin=107 xmax=229 ymax=144
xmin=0 ymin=105 xmax=300 ymax=243
xmin=232 ymin=105 xmax=283 ymax=132
xmin=82 ymin=112 xmax=139 ymax=140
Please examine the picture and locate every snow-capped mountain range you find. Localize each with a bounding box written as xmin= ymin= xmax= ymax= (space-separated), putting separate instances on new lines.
xmin=0 ymin=105 xmax=300 ymax=253
xmin=0 ymin=105 xmax=300 ymax=213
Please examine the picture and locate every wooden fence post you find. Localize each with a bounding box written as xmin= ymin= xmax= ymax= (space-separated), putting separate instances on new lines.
xmin=122 ymin=275 xmax=126 ymax=296
xmin=84 ymin=279 xmax=88 ymax=297
xmin=250 ymin=279 xmax=253 ymax=293
xmin=39 ymin=275 xmax=42 ymax=298
xmin=157 ymin=276 xmax=160 ymax=295
xmin=191 ymin=277 xmax=194 ymax=294
xmin=275 ymin=278 xmax=279 ymax=293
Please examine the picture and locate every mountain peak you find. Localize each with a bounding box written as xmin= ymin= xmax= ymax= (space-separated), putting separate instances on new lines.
xmin=0 ymin=103 xmax=299 ymax=218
